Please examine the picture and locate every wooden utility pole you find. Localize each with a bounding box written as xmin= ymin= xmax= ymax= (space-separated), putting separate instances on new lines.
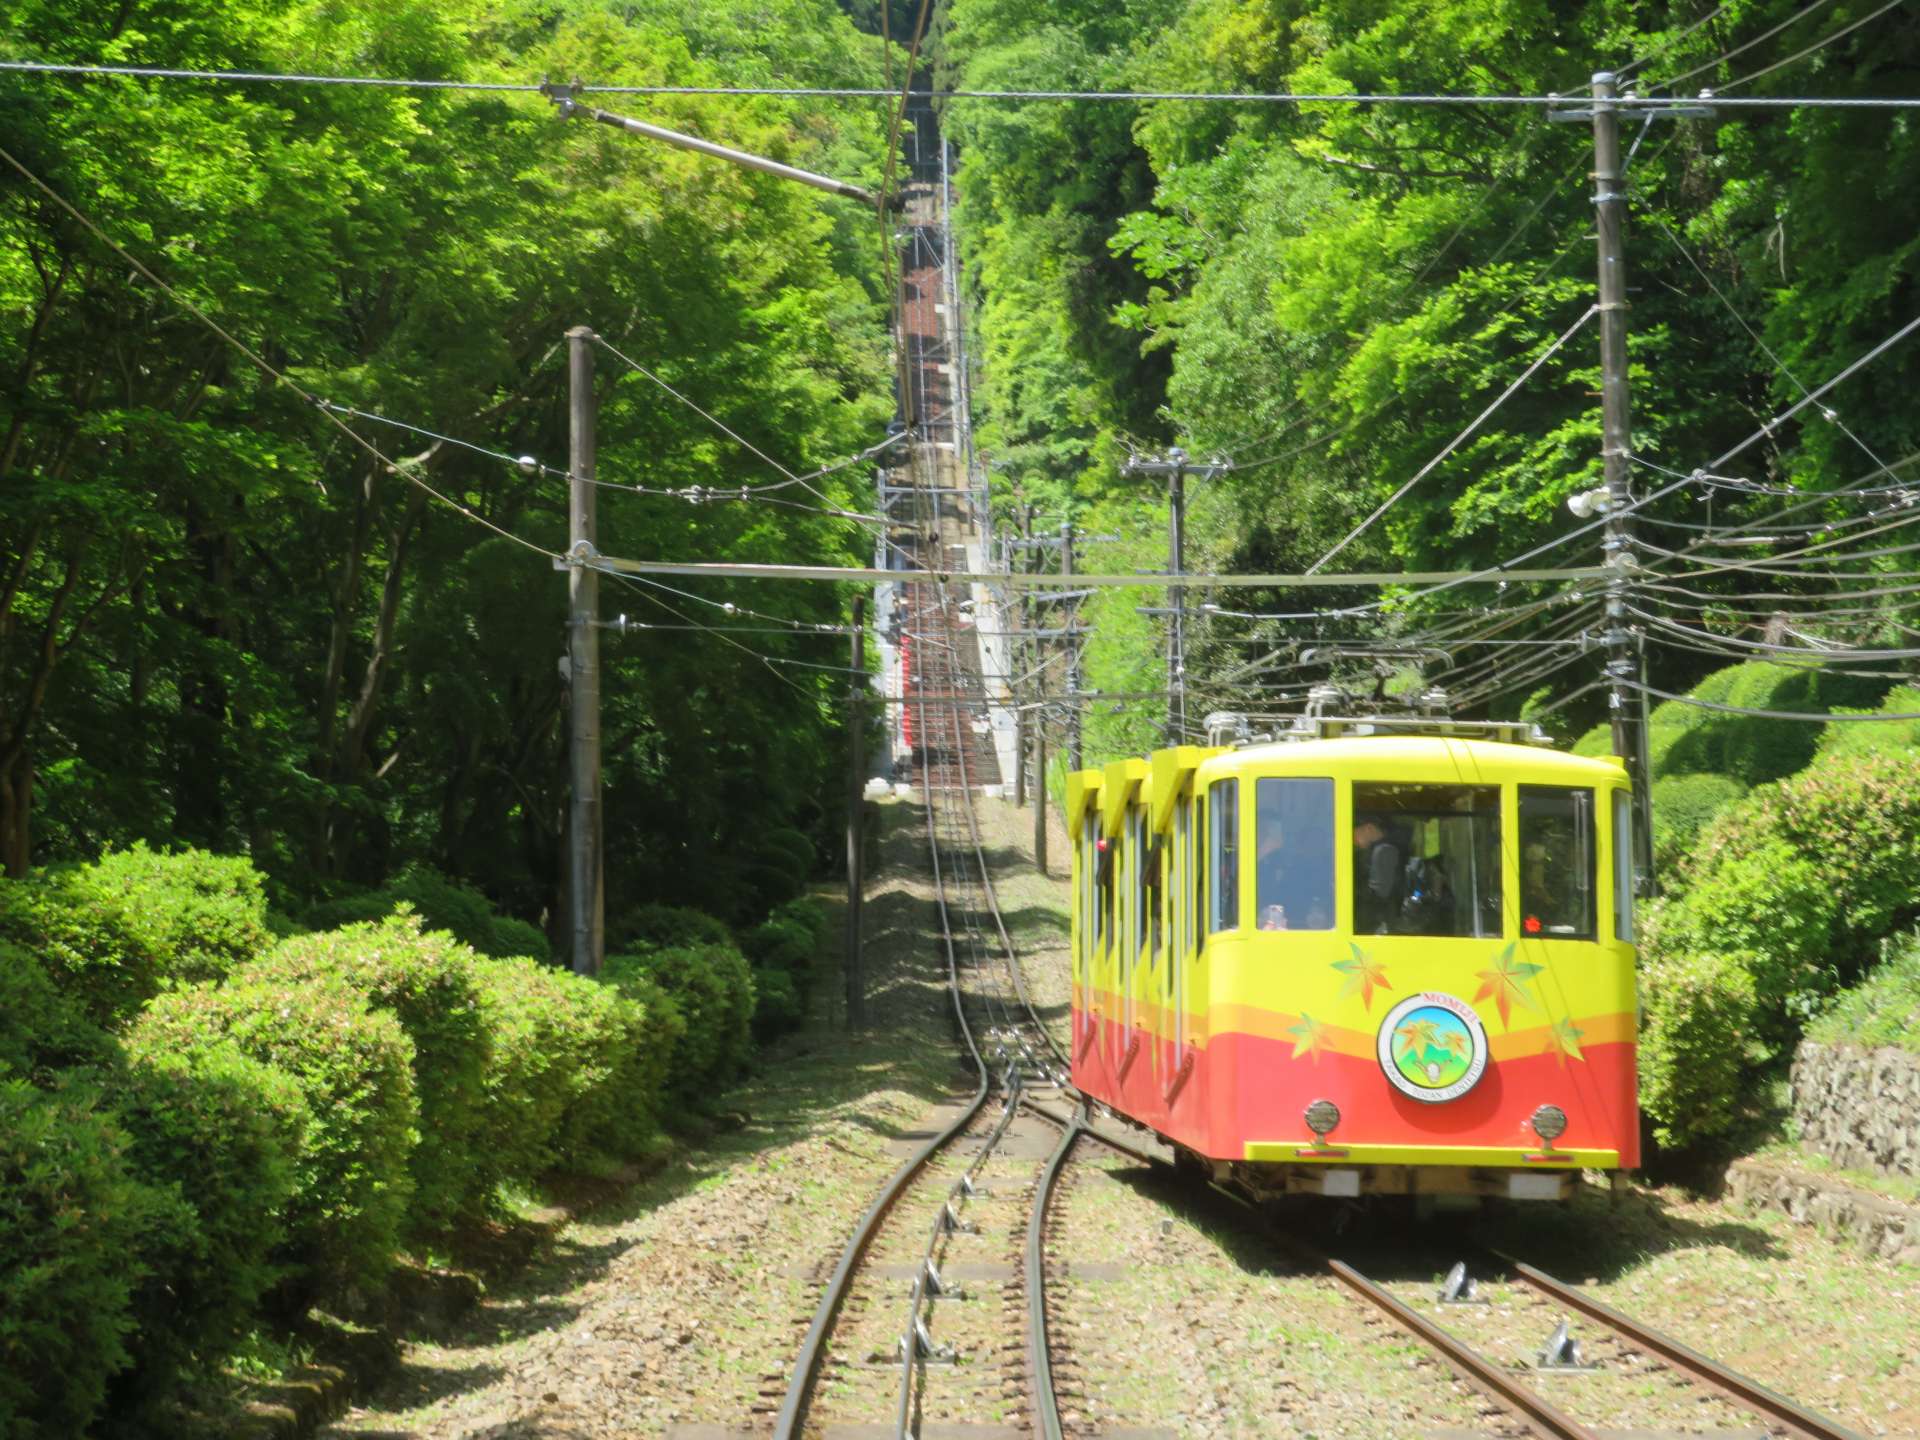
xmin=566 ymin=325 xmax=604 ymax=975
xmin=846 ymin=596 xmax=867 ymax=1028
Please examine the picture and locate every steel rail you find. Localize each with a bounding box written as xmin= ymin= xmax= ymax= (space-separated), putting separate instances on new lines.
xmin=1327 ymin=1260 xmax=1602 ymax=1440
xmin=1504 ymin=1259 xmax=1868 ymax=1440
xmin=894 ymin=1086 xmax=1026 ymax=1435
xmin=768 ymin=634 xmax=992 ymax=1440
xmin=1026 ymin=1108 xmax=1085 ymax=1440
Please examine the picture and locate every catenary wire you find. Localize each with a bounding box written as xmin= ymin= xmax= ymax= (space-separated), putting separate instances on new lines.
xmin=1305 ymin=304 xmax=1597 ymax=572
xmin=1655 ymin=0 xmax=1839 ymax=89
xmin=1716 ymin=0 xmax=1912 ymax=92
xmin=8 ymin=61 xmax=1920 ymax=107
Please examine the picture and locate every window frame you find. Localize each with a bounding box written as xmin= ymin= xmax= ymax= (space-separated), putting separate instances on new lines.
xmin=1612 ymin=788 xmax=1636 ymax=945
xmin=1518 ymin=784 xmax=1598 ymax=941
xmin=1349 ymin=780 xmax=1503 ymax=939
xmin=1208 ymin=778 xmax=1240 ymax=935
xmin=1252 ymin=775 xmax=1336 ymax=933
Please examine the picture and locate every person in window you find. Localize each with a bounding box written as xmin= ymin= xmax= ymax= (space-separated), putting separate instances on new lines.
xmin=1353 ymin=817 xmax=1405 ymax=935
xmin=1257 ymin=796 xmax=1333 ymax=931
xmin=1522 ymin=840 xmax=1569 ymax=934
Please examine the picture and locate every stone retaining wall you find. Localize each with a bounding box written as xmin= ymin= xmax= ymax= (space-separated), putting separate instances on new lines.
xmin=1789 ymin=1039 xmax=1920 ymax=1177
xmin=1725 ymin=1160 xmax=1920 ymax=1266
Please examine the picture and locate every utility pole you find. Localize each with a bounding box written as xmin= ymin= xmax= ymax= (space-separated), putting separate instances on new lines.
xmin=1061 ymin=521 xmax=1082 ymax=770
xmin=1033 ymin=720 xmax=1048 ymax=877
xmin=1581 ymin=71 xmax=1689 ymax=889
xmin=566 ymin=325 xmax=603 ymax=975
xmin=846 ymin=596 xmax=867 ymax=1028
xmin=1011 ymin=511 xmax=1029 ymax=809
xmin=1123 ymin=448 xmax=1231 ymax=745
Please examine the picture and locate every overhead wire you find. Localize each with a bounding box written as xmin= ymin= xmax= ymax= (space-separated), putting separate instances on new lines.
xmin=0 ymin=138 xmax=558 ymax=560
xmin=1716 ymin=0 xmax=1911 ymax=91
xmin=8 ymin=60 xmax=1920 ymax=107
xmin=1654 ymin=0 xmax=1839 ymax=89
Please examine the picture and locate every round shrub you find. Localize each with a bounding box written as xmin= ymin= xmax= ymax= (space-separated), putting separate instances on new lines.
xmin=82 ymin=843 xmax=273 ymax=986
xmin=302 ymin=866 xmax=536 ymax=960
xmin=0 ymin=845 xmax=272 ymax=1027
xmin=595 ymin=964 xmax=685 ymax=1136
xmin=1635 ymin=929 xmax=1762 ymax=1148
xmin=471 ymin=958 xmax=666 ymax=1175
xmin=488 ymin=914 xmax=552 ymax=962
xmin=606 ymin=944 xmax=754 ymax=1095
xmin=609 ymin=903 xmax=734 ymax=952
xmin=0 ymin=943 xmax=117 ymax=1080
xmin=771 ymin=896 xmax=831 ymax=948
xmin=0 ymin=1076 xmax=159 ymax=1438
xmin=109 ymin=1033 xmax=309 ymax=1414
xmin=136 ymin=980 xmax=417 ymax=1301
xmin=239 ymin=913 xmax=490 ymax=1236
xmin=743 ymin=917 xmax=815 ymax=977
xmin=750 ymin=966 xmax=803 ymax=1041
xmin=1650 ymin=771 xmax=1747 ymax=870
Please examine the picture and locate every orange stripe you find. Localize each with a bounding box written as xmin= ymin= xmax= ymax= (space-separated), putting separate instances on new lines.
xmin=1074 ymin=983 xmax=1634 ymax=1062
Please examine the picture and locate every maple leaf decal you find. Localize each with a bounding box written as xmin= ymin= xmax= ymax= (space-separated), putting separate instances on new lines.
xmin=1287 ymin=1013 xmax=1331 ymax=1064
xmin=1394 ymin=1016 xmax=1441 ymax=1063
xmin=1544 ymin=1016 xmax=1587 ymax=1066
xmin=1332 ymin=943 xmax=1392 ymax=1012
xmin=1473 ymin=942 xmax=1544 ymax=1030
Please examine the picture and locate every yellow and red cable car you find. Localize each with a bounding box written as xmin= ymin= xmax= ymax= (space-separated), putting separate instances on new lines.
xmin=1067 ymin=713 xmax=1638 ymax=1203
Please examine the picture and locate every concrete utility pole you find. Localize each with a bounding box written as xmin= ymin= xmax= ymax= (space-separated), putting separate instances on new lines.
xmin=1033 ymin=721 xmax=1049 ymax=877
xmin=846 ymin=596 xmax=867 ymax=1028
xmin=1122 ymin=448 xmax=1231 ymax=744
xmin=1582 ymin=71 xmax=1690 ymax=888
xmin=566 ymin=325 xmax=604 ymax=975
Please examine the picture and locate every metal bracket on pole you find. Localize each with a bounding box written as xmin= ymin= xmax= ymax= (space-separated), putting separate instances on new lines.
xmin=541 ymin=79 xmax=902 ymax=213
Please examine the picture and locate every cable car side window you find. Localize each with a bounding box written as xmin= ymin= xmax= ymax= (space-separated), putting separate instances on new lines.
xmin=1254 ymin=778 xmax=1334 ymax=932
xmin=1351 ymin=783 xmax=1501 ymax=938
xmin=1518 ymin=786 xmax=1596 ymax=940
xmin=1612 ymin=788 xmax=1635 ymax=944
xmin=1208 ymin=779 xmax=1239 ymax=933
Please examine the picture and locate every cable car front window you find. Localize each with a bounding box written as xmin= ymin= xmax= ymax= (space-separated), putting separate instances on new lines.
xmin=1254 ymin=778 xmax=1334 ymax=932
xmin=1351 ymin=783 xmax=1502 ymax=938
xmin=1519 ymin=786 xmax=1596 ymax=939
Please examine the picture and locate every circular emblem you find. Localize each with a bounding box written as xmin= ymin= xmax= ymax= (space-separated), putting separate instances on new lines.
xmin=1376 ymin=992 xmax=1489 ymax=1104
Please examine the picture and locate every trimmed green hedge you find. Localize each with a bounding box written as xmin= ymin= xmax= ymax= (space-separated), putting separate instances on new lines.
xmin=239 ymin=914 xmax=491 ymax=1236
xmin=134 ymin=980 xmax=418 ymax=1301
xmin=0 ymin=1077 xmax=159 ymax=1439
xmin=1575 ymin=660 xmax=1887 ymax=787
xmin=1807 ymin=930 xmax=1920 ymax=1054
xmin=471 ymin=957 xmax=676 ymax=1175
xmin=0 ymin=943 xmax=117 ymax=1079
xmin=603 ymin=943 xmax=753 ymax=1096
xmin=609 ymin=903 xmax=734 ymax=953
xmin=111 ymin=1034 xmax=309 ymax=1415
xmin=303 ymin=865 xmax=548 ymax=961
xmin=0 ymin=844 xmax=273 ymax=1027
xmin=1640 ymin=749 xmax=1920 ymax=1146
xmin=1650 ymin=771 xmax=1748 ymax=872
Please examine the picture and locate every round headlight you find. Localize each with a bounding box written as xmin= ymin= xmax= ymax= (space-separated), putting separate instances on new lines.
xmin=1304 ymin=1099 xmax=1341 ymax=1139
xmin=1530 ymin=1104 xmax=1569 ymax=1146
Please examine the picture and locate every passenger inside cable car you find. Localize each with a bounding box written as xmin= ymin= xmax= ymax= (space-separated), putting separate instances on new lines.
xmin=1254 ymin=777 xmax=1334 ymax=931
xmin=1352 ymin=783 xmax=1502 ymax=937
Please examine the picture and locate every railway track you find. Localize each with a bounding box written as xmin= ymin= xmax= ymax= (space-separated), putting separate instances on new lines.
xmin=771 ymin=123 xmax=1104 ymax=1437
